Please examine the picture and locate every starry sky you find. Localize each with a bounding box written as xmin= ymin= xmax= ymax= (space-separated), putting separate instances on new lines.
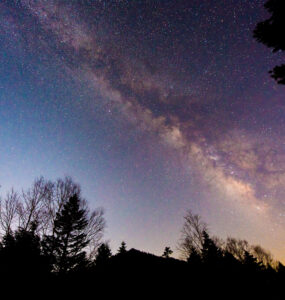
xmin=1 ymin=0 xmax=285 ymax=260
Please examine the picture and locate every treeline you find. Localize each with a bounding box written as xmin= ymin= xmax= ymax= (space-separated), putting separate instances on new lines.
xmin=0 ymin=177 xmax=284 ymax=298
xmin=178 ymin=210 xmax=278 ymax=268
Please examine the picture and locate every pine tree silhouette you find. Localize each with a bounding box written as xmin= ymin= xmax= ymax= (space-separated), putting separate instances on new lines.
xmin=118 ymin=241 xmax=127 ymax=254
xmin=201 ymin=231 xmax=222 ymax=265
xmin=43 ymin=194 xmax=89 ymax=274
xmin=187 ymin=246 xmax=202 ymax=266
xmin=96 ymin=243 xmax=112 ymax=267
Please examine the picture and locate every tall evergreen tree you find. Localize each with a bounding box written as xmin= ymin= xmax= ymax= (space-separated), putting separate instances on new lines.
xmin=43 ymin=194 xmax=89 ymax=274
xmin=201 ymin=231 xmax=222 ymax=265
xmin=95 ymin=243 xmax=112 ymax=267
xmin=187 ymin=246 xmax=202 ymax=267
xmin=118 ymin=241 xmax=127 ymax=254
xmin=243 ymin=250 xmax=263 ymax=273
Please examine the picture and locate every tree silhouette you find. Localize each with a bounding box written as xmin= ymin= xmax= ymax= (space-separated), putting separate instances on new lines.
xmin=0 ymin=189 xmax=19 ymax=236
xmin=0 ymin=221 xmax=50 ymax=280
xmin=118 ymin=241 xmax=127 ymax=254
xmin=225 ymin=237 xmax=250 ymax=261
xmin=0 ymin=188 xmax=282 ymax=296
xmin=254 ymin=0 xmax=285 ymax=84
xmin=43 ymin=194 xmax=89 ymax=274
xmin=0 ymin=176 xmax=105 ymax=257
xmin=162 ymin=247 xmax=173 ymax=258
xmin=95 ymin=243 xmax=112 ymax=267
xmin=243 ymin=250 xmax=263 ymax=272
xmin=178 ymin=210 xmax=207 ymax=260
xmin=251 ymin=244 xmax=275 ymax=268
xmin=187 ymin=246 xmax=202 ymax=266
xmin=201 ymin=231 xmax=223 ymax=265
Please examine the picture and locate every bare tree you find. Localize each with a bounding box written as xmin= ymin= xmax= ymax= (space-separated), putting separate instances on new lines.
xmin=178 ymin=210 xmax=207 ymax=260
xmin=0 ymin=188 xmax=20 ymax=236
xmin=17 ymin=177 xmax=50 ymax=232
xmin=83 ymin=203 xmax=105 ymax=259
xmin=225 ymin=237 xmax=278 ymax=269
xmin=0 ymin=176 xmax=105 ymax=257
xmin=212 ymin=235 xmax=225 ymax=250
xmin=251 ymin=244 xmax=276 ymax=268
xmin=225 ymin=237 xmax=250 ymax=261
xmin=54 ymin=177 xmax=81 ymax=210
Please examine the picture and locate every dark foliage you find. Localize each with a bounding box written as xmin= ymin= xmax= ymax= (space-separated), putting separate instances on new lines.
xmin=254 ymin=0 xmax=285 ymax=84
xmin=0 ymin=222 xmax=51 ymax=287
xmin=117 ymin=241 xmax=127 ymax=254
xmin=0 ymin=186 xmax=284 ymax=298
xmin=187 ymin=245 xmax=202 ymax=266
xmin=201 ymin=231 xmax=223 ymax=265
xmin=95 ymin=242 xmax=112 ymax=267
xmin=0 ymin=230 xmax=283 ymax=299
xmin=42 ymin=194 xmax=89 ymax=274
xmin=162 ymin=246 xmax=173 ymax=258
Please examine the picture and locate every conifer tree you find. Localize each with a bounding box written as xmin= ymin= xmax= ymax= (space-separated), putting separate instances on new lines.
xmin=118 ymin=241 xmax=127 ymax=254
xmin=95 ymin=243 xmax=112 ymax=266
xmin=187 ymin=246 xmax=202 ymax=266
xmin=201 ymin=231 xmax=222 ymax=265
xmin=43 ymin=194 xmax=89 ymax=274
xmin=243 ymin=250 xmax=263 ymax=272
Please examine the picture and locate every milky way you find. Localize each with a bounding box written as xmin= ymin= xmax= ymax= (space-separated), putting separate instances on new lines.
xmin=1 ymin=1 xmax=285 ymax=260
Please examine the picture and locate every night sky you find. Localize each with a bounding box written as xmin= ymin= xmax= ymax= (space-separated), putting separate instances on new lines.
xmin=1 ymin=0 xmax=285 ymax=260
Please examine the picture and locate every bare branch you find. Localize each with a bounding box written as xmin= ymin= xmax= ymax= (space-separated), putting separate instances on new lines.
xmin=251 ymin=244 xmax=276 ymax=268
xmin=85 ymin=208 xmax=105 ymax=259
xmin=225 ymin=237 xmax=250 ymax=261
xmin=19 ymin=177 xmax=48 ymax=231
xmin=0 ymin=188 xmax=20 ymax=236
xmin=178 ymin=210 xmax=207 ymax=260
xmin=0 ymin=176 xmax=106 ymax=261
